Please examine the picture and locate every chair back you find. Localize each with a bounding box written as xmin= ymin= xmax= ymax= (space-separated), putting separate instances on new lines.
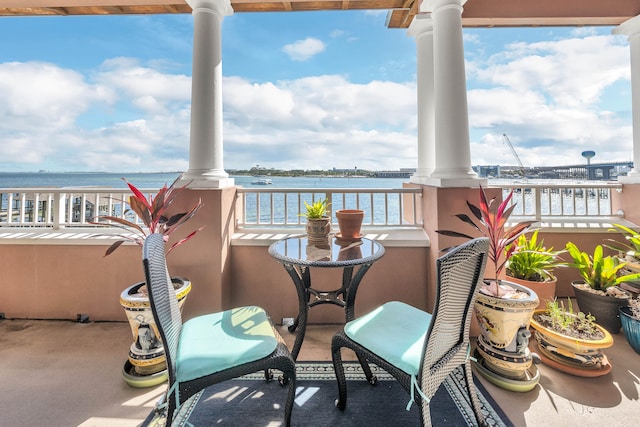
xmin=143 ymin=233 xmax=182 ymax=384
xmin=420 ymin=237 xmax=489 ymax=381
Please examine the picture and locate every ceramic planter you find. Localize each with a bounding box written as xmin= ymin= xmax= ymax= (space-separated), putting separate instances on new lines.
xmin=474 ymin=280 xmax=539 ymax=350
xmin=120 ymin=277 xmax=191 ymax=387
xmin=572 ymin=281 xmax=630 ymax=334
xmin=335 ymin=209 xmax=364 ymax=240
xmin=530 ymin=309 xmax=614 ymax=377
xmin=620 ymin=306 xmax=640 ymax=354
xmin=305 ymin=217 xmax=331 ymax=244
xmin=508 ymin=275 xmax=557 ymax=311
xmin=473 ymin=280 xmax=539 ymax=391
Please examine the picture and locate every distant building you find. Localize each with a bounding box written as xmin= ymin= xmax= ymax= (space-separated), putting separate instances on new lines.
xmin=473 ymin=165 xmax=500 ymax=178
xmin=374 ymin=168 xmax=416 ymax=178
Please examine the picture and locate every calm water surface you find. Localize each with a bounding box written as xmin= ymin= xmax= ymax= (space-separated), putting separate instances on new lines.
xmin=0 ymin=172 xmax=407 ymax=189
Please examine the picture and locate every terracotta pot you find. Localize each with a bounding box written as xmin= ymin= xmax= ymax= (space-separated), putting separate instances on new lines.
xmin=508 ymin=275 xmax=557 ymax=311
xmin=572 ymin=281 xmax=630 ymax=334
xmin=335 ymin=209 xmax=364 ymax=240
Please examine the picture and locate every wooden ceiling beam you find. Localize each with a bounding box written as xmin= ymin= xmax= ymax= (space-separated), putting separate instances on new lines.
xmin=43 ymin=7 xmax=68 ymax=15
xmin=0 ymin=0 xmax=638 ymax=29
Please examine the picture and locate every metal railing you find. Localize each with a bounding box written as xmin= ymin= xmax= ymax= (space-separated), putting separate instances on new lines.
xmin=236 ymin=187 xmax=423 ymax=228
xmin=0 ymin=182 xmax=621 ymax=230
xmin=490 ymin=182 xmax=622 ymax=220
xmin=0 ymin=188 xmax=148 ymax=228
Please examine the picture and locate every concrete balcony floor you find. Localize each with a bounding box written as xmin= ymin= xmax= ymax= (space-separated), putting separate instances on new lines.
xmin=1 ymin=319 xmax=638 ymax=427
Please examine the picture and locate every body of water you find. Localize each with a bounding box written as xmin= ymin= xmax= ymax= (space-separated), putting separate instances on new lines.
xmin=0 ymin=172 xmax=408 ymax=189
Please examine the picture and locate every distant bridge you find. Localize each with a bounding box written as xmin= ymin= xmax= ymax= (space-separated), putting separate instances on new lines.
xmin=528 ymin=161 xmax=633 ymax=180
xmin=490 ymin=161 xmax=634 ymax=180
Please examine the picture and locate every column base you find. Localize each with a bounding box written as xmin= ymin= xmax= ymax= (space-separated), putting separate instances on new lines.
xmin=418 ymin=176 xmax=486 ymax=188
xmin=177 ymin=170 xmax=235 ymax=188
xmin=619 ymin=173 xmax=640 ymax=184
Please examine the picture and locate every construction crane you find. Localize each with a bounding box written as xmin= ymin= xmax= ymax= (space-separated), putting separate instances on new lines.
xmin=502 ymin=133 xmax=526 ymax=177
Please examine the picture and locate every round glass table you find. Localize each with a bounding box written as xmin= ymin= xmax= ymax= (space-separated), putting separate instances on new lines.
xmin=268 ymin=236 xmax=385 ymax=360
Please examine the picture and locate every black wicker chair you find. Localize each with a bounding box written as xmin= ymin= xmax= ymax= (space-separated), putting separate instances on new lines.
xmin=331 ymin=237 xmax=489 ymax=427
xmin=142 ymin=233 xmax=296 ymax=426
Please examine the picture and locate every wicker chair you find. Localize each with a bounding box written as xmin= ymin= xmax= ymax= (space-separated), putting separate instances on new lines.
xmin=142 ymin=233 xmax=296 ymax=426
xmin=331 ymin=237 xmax=489 ymax=427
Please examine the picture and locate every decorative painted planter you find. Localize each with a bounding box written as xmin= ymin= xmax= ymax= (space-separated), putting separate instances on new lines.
xmin=530 ymin=309 xmax=614 ymax=377
xmin=507 ymin=275 xmax=557 ymax=311
xmin=474 ymin=281 xmax=539 ymax=350
xmin=335 ymin=209 xmax=364 ymax=240
xmin=572 ymin=281 xmax=630 ymax=334
xmin=473 ymin=280 xmax=539 ymax=391
xmin=620 ymin=306 xmax=640 ymax=354
xmin=305 ymin=217 xmax=331 ymax=244
xmin=120 ymin=277 xmax=191 ymax=386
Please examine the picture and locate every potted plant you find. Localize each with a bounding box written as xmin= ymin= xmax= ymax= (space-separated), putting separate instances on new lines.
xmin=606 ymin=223 xmax=640 ymax=296
xmin=436 ymin=186 xmax=539 ymax=391
xmin=93 ymin=177 xmax=203 ymax=387
xmin=335 ymin=209 xmax=364 ymax=241
xmin=565 ymin=242 xmax=640 ymax=334
xmin=506 ymin=230 xmax=566 ymax=310
xmin=300 ymin=198 xmax=331 ymax=244
xmin=530 ymin=298 xmax=614 ymax=377
xmin=620 ymin=298 xmax=640 ymax=354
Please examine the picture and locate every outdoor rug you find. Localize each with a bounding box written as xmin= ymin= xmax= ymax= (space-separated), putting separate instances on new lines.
xmin=141 ymin=362 xmax=512 ymax=427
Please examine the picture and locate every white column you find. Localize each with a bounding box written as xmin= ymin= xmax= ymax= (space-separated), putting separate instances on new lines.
xmin=181 ymin=0 xmax=234 ymax=188
xmin=408 ymin=14 xmax=435 ymax=184
xmin=422 ymin=0 xmax=482 ymax=187
xmin=614 ymin=15 xmax=640 ymax=183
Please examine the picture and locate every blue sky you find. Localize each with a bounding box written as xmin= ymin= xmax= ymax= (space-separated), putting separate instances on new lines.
xmin=0 ymin=10 xmax=633 ymax=172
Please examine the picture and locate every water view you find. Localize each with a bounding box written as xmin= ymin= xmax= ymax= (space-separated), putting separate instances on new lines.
xmin=0 ymin=172 xmax=407 ymax=189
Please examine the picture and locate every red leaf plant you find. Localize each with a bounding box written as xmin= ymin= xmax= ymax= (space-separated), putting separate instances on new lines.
xmin=92 ymin=177 xmax=204 ymax=256
xmin=436 ymin=186 xmax=535 ymax=297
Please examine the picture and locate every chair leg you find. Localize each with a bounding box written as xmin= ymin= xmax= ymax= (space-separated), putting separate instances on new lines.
xmin=464 ymin=362 xmax=486 ymax=426
xmin=283 ymin=362 xmax=296 ymax=427
xmin=165 ymin=389 xmax=176 ymax=427
xmin=356 ymin=353 xmax=377 ymax=385
xmin=420 ymin=400 xmax=432 ymax=427
xmin=331 ymin=336 xmax=348 ymax=410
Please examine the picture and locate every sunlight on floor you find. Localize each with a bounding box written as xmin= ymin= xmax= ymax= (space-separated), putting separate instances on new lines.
xmin=77 ymin=417 xmax=143 ymax=426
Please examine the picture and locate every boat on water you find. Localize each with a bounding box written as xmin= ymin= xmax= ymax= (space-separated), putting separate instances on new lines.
xmin=251 ymin=178 xmax=273 ymax=185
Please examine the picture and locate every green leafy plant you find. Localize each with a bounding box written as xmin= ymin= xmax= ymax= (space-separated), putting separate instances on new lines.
xmin=506 ymin=230 xmax=566 ymax=282
xmin=605 ymin=223 xmax=640 ymax=258
xmin=565 ymin=242 xmax=640 ymax=292
xmin=300 ymin=199 xmax=329 ymax=219
xmin=537 ymin=298 xmax=601 ymax=339
xmin=436 ymin=186 xmax=535 ymax=296
xmin=92 ymin=177 xmax=203 ymax=256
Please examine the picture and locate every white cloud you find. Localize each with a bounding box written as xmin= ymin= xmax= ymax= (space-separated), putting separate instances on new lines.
xmin=0 ymin=29 xmax=634 ymax=172
xmin=282 ymin=38 xmax=326 ymax=61
xmin=467 ymin=33 xmax=632 ymax=167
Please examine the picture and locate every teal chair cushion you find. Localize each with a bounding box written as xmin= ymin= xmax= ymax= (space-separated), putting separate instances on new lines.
xmin=344 ymin=301 xmax=432 ymax=376
xmin=176 ymin=306 xmax=278 ymax=383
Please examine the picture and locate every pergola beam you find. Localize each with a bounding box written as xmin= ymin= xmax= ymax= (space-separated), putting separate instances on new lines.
xmin=0 ymin=0 xmax=638 ymax=29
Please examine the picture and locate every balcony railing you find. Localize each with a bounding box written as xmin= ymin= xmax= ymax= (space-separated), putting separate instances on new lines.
xmin=491 ymin=182 xmax=623 ymax=220
xmin=0 ymin=182 xmax=622 ymax=230
xmin=235 ymin=187 xmax=424 ymax=228
xmin=0 ymin=188 xmax=147 ymax=228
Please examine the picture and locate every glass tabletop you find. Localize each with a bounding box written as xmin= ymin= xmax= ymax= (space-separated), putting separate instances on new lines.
xmin=268 ymin=236 xmax=385 ymax=266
